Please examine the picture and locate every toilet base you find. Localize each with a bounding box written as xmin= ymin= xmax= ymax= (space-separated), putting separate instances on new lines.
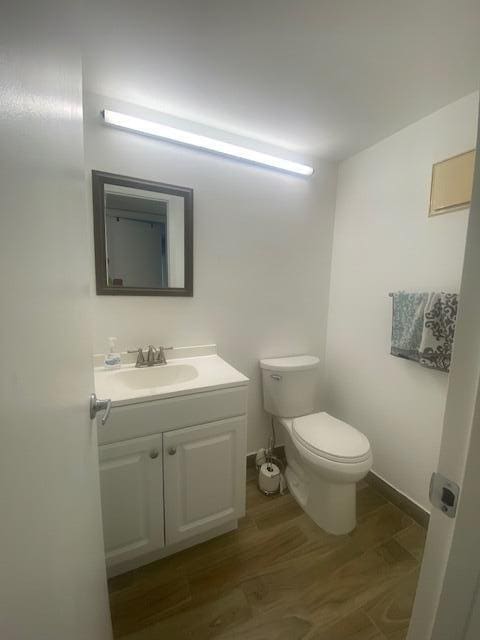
xmin=285 ymin=462 xmax=357 ymax=535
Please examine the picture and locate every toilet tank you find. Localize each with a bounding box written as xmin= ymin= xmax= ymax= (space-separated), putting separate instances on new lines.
xmin=260 ymin=355 xmax=320 ymax=418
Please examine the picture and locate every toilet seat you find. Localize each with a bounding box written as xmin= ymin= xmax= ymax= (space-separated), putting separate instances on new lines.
xmin=291 ymin=412 xmax=371 ymax=464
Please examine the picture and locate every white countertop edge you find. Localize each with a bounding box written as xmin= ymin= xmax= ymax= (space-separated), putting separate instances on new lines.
xmin=107 ymin=379 xmax=249 ymax=408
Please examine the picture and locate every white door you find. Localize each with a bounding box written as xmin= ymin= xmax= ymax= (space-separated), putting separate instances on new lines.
xmin=99 ymin=434 xmax=164 ymax=568
xmin=465 ymin=586 xmax=480 ymax=640
xmin=408 ymin=107 xmax=480 ymax=639
xmin=0 ymin=3 xmax=111 ymax=639
xmin=164 ymin=418 xmax=246 ymax=545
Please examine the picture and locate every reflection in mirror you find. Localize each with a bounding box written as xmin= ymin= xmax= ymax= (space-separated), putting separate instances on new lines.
xmin=92 ymin=172 xmax=193 ymax=296
xmin=104 ymin=185 xmax=184 ymax=289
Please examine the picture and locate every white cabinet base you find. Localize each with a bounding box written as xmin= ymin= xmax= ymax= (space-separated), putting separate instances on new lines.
xmin=98 ymin=384 xmax=248 ymax=577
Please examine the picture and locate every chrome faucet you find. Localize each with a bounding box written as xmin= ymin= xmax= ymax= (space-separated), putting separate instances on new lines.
xmin=128 ymin=345 xmax=173 ymax=367
xmin=146 ymin=345 xmax=156 ymax=365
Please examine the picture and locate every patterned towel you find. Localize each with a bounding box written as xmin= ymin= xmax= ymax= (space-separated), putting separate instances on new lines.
xmin=391 ymin=292 xmax=458 ymax=373
xmin=419 ymin=293 xmax=458 ymax=372
xmin=391 ymin=292 xmax=429 ymax=362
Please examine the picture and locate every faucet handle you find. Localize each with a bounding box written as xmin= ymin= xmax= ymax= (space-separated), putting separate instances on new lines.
xmin=155 ymin=345 xmax=173 ymax=363
xmin=127 ymin=347 xmax=145 ymax=366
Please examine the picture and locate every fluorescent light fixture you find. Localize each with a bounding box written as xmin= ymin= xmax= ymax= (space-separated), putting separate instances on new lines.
xmin=102 ymin=109 xmax=314 ymax=176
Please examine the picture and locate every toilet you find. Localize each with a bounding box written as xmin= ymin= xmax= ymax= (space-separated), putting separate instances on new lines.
xmin=260 ymin=355 xmax=372 ymax=535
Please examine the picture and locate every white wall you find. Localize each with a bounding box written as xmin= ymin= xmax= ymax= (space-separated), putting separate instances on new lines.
xmin=325 ymin=92 xmax=479 ymax=511
xmin=84 ymin=93 xmax=337 ymax=452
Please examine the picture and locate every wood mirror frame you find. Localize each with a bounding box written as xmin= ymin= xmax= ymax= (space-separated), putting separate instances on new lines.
xmin=92 ymin=170 xmax=193 ymax=296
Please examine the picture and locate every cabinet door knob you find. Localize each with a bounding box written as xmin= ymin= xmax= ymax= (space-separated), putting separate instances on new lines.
xmin=168 ymin=446 xmax=177 ymax=456
xmin=149 ymin=449 xmax=159 ymax=459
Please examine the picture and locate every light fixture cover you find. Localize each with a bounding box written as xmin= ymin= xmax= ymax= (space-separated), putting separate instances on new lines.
xmin=102 ymin=109 xmax=314 ymax=176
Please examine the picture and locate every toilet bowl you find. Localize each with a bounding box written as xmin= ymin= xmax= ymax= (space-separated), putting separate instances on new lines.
xmin=260 ymin=355 xmax=372 ymax=535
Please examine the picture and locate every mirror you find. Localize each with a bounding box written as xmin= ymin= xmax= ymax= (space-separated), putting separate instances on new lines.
xmin=92 ymin=171 xmax=193 ymax=296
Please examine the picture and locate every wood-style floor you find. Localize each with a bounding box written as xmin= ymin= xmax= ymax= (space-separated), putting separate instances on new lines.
xmin=108 ymin=467 xmax=426 ymax=640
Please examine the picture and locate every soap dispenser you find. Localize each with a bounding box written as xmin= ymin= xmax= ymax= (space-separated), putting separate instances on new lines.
xmin=104 ymin=337 xmax=122 ymax=370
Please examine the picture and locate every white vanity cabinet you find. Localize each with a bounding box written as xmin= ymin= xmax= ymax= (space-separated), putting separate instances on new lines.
xmin=98 ymin=434 xmax=164 ymax=567
xmin=164 ymin=417 xmax=246 ymax=545
xmin=96 ymin=368 xmax=248 ymax=576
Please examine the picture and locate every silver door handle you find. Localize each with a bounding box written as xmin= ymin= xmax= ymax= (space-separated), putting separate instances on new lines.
xmin=89 ymin=393 xmax=112 ymax=425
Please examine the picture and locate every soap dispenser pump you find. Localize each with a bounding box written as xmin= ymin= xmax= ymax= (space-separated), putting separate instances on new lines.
xmin=104 ymin=337 xmax=122 ymax=370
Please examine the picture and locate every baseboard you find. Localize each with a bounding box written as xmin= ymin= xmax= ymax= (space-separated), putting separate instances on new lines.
xmin=366 ymin=471 xmax=430 ymax=528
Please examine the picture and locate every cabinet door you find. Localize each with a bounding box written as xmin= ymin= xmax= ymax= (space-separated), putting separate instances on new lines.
xmin=99 ymin=434 xmax=164 ymax=568
xmin=164 ymin=417 xmax=246 ymax=545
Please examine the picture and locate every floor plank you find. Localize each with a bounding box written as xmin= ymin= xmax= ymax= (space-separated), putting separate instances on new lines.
xmin=363 ymin=567 xmax=420 ymax=638
xmin=303 ymin=539 xmax=417 ymax=630
xmin=121 ymin=588 xmax=252 ymax=640
xmin=306 ymin=609 xmax=385 ymax=640
xmin=241 ymin=536 xmax=364 ymax=617
xmin=253 ymin=495 xmax=304 ymax=530
xmin=216 ymin=604 xmax=313 ymax=640
xmin=109 ymin=573 xmax=190 ymax=637
xmin=186 ymin=522 xmax=310 ymax=608
xmin=349 ymin=503 xmax=413 ymax=552
xmin=395 ymin=523 xmax=427 ymax=562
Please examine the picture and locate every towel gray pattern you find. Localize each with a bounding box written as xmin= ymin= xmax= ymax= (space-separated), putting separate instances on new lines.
xmin=390 ymin=291 xmax=458 ymax=373
xmin=391 ymin=292 xmax=428 ymax=362
xmin=419 ymin=293 xmax=458 ymax=372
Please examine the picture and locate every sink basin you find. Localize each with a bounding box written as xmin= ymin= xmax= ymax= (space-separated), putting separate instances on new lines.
xmin=115 ymin=364 xmax=198 ymax=390
xmin=94 ymin=349 xmax=249 ymax=406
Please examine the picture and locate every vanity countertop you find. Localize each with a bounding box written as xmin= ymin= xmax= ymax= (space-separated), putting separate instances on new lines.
xmin=94 ymin=353 xmax=249 ymax=407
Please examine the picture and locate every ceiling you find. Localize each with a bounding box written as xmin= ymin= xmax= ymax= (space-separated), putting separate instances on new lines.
xmin=82 ymin=0 xmax=480 ymax=161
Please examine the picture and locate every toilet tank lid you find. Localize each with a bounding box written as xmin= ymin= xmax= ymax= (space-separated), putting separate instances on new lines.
xmin=260 ymin=355 xmax=320 ymax=372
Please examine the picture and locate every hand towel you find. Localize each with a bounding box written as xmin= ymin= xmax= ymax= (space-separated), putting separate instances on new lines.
xmin=391 ymin=292 xmax=428 ymax=362
xmin=419 ymin=293 xmax=458 ymax=373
